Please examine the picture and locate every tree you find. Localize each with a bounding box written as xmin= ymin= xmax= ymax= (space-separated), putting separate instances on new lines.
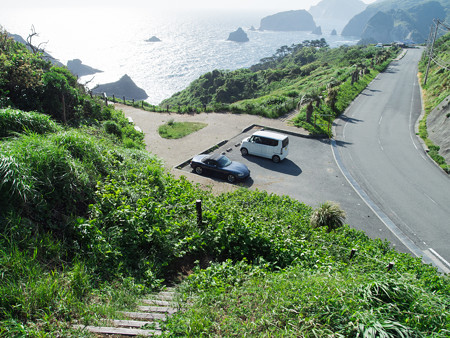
xmin=41 ymin=67 xmax=78 ymax=123
xmin=326 ymin=78 xmax=340 ymax=112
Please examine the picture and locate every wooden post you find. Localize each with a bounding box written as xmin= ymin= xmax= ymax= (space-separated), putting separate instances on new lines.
xmin=387 ymin=262 xmax=394 ymax=271
xmin=132 ymin=98 xmax=135 ymax=106
xmin=196 ymin=200 xmax=202 ymax=227
xmin=123 ymin=96 xmax=126 ymax=104
xmin=349 ymin=249 xmax=357 ymax=260
xmin=113 ymin=95 xmax=115 ymax=103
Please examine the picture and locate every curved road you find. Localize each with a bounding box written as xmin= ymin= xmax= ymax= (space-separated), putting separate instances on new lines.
xmin=334 ymin=48 xmax=450 ymax=273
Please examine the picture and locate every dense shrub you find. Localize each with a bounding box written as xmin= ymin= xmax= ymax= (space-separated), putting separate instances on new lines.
xmin=0 ymin=108 xmax=60 ymax=138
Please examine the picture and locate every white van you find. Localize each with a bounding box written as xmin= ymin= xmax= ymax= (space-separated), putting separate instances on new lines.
xmin=240 ymin=130 xmax=289 ymax=163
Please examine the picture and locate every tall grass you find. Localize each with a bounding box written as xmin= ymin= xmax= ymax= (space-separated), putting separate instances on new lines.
xmin=0 ymin=108 xmax=59 ymax=138
xmin=168 ymin=261 xmax=450 ymax=336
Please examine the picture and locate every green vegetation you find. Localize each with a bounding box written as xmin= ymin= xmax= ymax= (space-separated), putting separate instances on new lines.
xmin=310 ymin=201 xmax=346 ymax=232
xmin=162 ymin=39 xmax=399 ymax=135
xmin=418 ymin=32 xmax=450 ymax=173
xmin=0 ymin=28 xmax=449 ymax=336
xmin=158 ymin=119 xmax=207 ymax=139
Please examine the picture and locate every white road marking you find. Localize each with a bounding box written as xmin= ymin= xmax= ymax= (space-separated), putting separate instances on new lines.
xmin=424 ymin=193 xmax=438 ymax=205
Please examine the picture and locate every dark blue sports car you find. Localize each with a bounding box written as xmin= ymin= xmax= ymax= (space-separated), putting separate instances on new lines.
xmin=190 ymin=153 xmax=250 ymax=183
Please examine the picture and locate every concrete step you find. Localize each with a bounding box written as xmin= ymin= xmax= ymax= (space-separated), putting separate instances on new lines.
xmin=73 ymin=324 xmax=161 ymax=336
xmin=119 ymin=311 xmax=168 ymax=321
xmin=137 ymin=305 xmax=178 ymax=314
xmin=141 ymin=299 xmax=173 ymax=306
xmin=110 ymin=319 xmax=161 ymax=329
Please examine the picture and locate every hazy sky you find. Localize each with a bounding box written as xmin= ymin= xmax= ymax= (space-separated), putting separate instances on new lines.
xmin=7 ymin=0 xmax=377 ymax=11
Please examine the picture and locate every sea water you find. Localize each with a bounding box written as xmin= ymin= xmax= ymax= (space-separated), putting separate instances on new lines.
xmin=0 ymin=7 xmax=358 ymax=104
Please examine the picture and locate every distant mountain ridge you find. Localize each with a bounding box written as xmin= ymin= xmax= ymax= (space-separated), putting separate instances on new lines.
xmin=309 ymin=0 xmax=367 ymax=32
xmin=342 ymin=0 xmax=450 ymax=43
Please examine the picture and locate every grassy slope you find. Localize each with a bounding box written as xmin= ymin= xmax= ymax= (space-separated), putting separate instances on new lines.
xmin=0 ymin=30 xmax=449 ymax=336
xmin=418 ymin=32 xmax=450 ymax=172
xmin=161 ymin=40 xmax=398 ymax=135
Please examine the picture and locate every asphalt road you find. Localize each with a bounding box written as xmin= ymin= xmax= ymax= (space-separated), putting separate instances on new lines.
xmin=180 ymin=126 xmax=411 ymax=255
xmin=334 ymin=48 xmax=450 ymax=273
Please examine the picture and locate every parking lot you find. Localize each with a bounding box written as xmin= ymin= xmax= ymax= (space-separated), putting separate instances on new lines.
xmin=119 ymin=104 xmax=410 ymax=254
xmin=178 ymin=125 xmax=350 ymax=207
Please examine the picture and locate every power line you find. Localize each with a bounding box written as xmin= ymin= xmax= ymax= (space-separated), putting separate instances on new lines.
xmin=424 ymin=19 xmax=449 ymax=84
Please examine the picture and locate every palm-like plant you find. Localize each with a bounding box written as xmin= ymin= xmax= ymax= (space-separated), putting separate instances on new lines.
xmin=300 ymin=91 xmax=321 ymax=124
xmin=310 ymin=201 xmax=346 ymax=232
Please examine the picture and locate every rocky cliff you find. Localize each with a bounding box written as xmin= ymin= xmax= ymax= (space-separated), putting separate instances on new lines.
xmin=342 ymin=0 xmax=449 ymax=43
xmin=259 ymin=10 xmax=316 ymax=31
xmin=309 ymin=0 xmax=367 ymax=31
xmin=428 ymin=96 xmax=450 ymax=164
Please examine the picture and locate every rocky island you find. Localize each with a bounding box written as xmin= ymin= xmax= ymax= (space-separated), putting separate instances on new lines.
xmin=259 ymin=10 xmax=317 ymax=31
xmin=67 ymin=59 xmax=102 ymax=77
xmin=146 ymin=36 xmax=161 ymax=42
xmin=92 ymin=74 xmax=148 ymax=100
xmin=227 ymin=27 xmax=249 ymax=42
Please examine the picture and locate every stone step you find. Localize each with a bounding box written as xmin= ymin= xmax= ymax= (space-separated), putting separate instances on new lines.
xmin=137 ymin=305 xmax=178 ymax=314
xmin=73 ymin=324 xmax=161 ymax=336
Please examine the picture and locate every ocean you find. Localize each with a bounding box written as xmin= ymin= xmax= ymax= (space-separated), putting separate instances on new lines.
xmin=1 ymin=7 xmax=358 ymax=104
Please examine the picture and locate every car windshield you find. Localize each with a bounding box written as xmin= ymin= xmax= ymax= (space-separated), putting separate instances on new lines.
xmin=217 ymin=155 xmax=232 ymax=167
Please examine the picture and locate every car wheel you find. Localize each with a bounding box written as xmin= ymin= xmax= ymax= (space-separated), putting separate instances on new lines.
xmin=272 ymin=155 xmax=280 ymax=163
xmin=227 ymin=174 xmax=236 ymax=183
xmin=240 ymin=148 xmax=248 ymax=156
xmin=195 ymin=166 xmax=203 ymax=175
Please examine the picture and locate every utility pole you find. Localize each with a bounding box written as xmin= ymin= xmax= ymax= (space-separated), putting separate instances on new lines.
xmin=424 ymin=19 xmax=440 ymax=85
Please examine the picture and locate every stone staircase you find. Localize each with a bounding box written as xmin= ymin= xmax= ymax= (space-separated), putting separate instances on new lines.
xmin=73 ymin=288 xmax=179 ymax=336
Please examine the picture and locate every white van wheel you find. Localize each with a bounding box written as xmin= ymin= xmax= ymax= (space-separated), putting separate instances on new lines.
xmin=272 ymin=155 xmax=280 ymax=163
xmin=240 ymin=148 xmax=248 ymax=156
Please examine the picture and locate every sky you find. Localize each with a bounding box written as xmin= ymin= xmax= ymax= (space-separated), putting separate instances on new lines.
xmin=7 ymin=0 xmax=378 ymax=11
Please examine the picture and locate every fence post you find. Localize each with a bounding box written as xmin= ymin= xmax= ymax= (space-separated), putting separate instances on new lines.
xmin=123 ymin=96 xmax=126 ymax=104
xmin=113 ymin=95 xmax=115 ymax=103
xmin=196 ymin=200 xmax=202 ymax=227
xmin=349 ymin=249 xmax=357 ymax=260
xmin=132 ymin=98 xmax=135 ymax=106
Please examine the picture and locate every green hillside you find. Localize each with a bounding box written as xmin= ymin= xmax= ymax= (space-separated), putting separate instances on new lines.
xmin=162 ymin=39 xmax=399 ymax=135
xmin=0 ymin=28 xmax=449 ymax=336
